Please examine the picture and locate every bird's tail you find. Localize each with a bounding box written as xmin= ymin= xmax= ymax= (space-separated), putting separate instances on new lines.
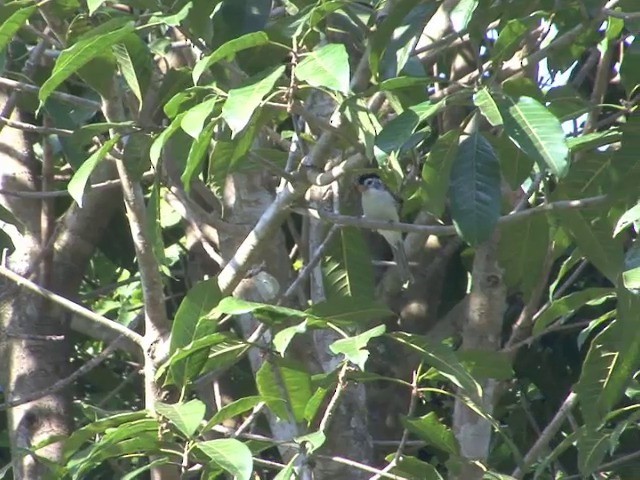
xmin=392 ymin=241 xmax=413 ymax=285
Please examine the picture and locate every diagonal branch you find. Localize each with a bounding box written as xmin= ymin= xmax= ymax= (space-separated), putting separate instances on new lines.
xmin=0 ymin=265 xmax=143 ymax=347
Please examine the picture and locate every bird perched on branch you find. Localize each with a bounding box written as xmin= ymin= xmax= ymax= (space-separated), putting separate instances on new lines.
xmin=357 ymin=173 xmax=413 ymax=284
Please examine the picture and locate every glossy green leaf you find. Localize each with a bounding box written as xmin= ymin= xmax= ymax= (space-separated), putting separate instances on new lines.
xmin=533 ymin=288 xmax=615 ymax=335
xmin=193 ymin=31 xmax=269 ymax=84
xmin=623 ymin=239 xmax=640 ymax=290
xmin=567 ymin=130 xmax=621 ymax=153
xmin=390 ymin=455 xmax=444 ymax=480
xmin=295 ymin=43 xmax=350 ymax=93
xmin=376 ymin=100 xmax=443 ymax=160
xmin=68 ymin=135 xmax=120 ymax=207
xmin=449 ymin=131 xmax=501 ymax=246
xmin=203 ymin=396 xmax=264 ymax=431
xmin=577 ymin=426 xmax=611 ymax=476
xmin=39 ymin=22 xmax=135 ymax=105
xmin=329 ymin=324 xmax=386 ymax=370
xmin=620 ymin=36 xmax=640 ymax=97
xmin=576 ymin=285 xmax=640 ymax=428
xmin=474 ymin=88 xmax=502 ymax=126
xmin=421 ymin=130 xmax=459 ymax=217
xmin=490 ymin=134 xmax=534 ymax=190
xmin=222 ymin=65 xmax=285 ymax=136
xmin=211 ymin=297 xmax=310 ymax=323
xmin=256 ymin=358 xmax=312 ymax=422
xmin=403 ymin=412 xmax=459 ymax=455
xmin=614 ymin=202 xmax=640 ymax=237
xmin=493 ymin=16 xmax=533 ymax=61
xmin=498 ymin=95 xmax=569 ymax=178
xmin=273 ymin=320 xmax=308 ymax=356
xmin=457 ymin=350 xmax=514 ymax=380
xmin=450 ymin=0 xmax=478 ymax=32
xmin=392 ymin=332 xmax=482 ymax=402
xmin=555 ymin=208 xmax=623 ymax=283
xmin=295 ymin=431 xmax=326 ymax=453
xmin=155 ymin=399 xmax=206 ymax=438
xmin=149 ymin=112 xmax=186 ymax=167
xmin=181 ymin=96 xmax=220 ymax=138
xmin=112 ymin=42 xmax=142 ymax=107
xmin=498 ymin=214 xmax=549 ymax=301
xmin=87 ymin=0 xmax=106 ymax=15
xmin=0 ymin=5 xmax=36 ymax=53
xmin=168 ymin=277 xmax=223 ymax=387
xmin=198 ymin=439 xmax=253 ymax=480
xmin=181 ymin=119 xmax=215 ymax=189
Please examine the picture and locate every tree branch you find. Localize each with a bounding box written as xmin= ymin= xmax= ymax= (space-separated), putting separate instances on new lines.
xmin=0 ymin=265 xmax=143 ymax=347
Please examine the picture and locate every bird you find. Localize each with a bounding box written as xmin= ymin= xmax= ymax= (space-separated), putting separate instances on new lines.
xmin=356 ymin=173 xmax=413 ymax=284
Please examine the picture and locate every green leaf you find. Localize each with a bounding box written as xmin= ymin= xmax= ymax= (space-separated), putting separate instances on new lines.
xmin=256 ymin=358 xmax=313 ymax=422
xmin=390 ymin=455 xmax=444 ymax=480
xmin=493 ymin=15 xmax=542 ymax=62
xmin=68 ymin=135 xmax=120 ymax=207
xmin=474 ymin=88 xmax=502 ymax=126
xmin=533 ymin=288 xmax=615 ymax=335
xmin=392 ymin=332 xmax=482 ymax=402
xmin=329 ymin=324 xmax=386 ymax=370
xmin=155 ymin=399 xmax=206 ymax=438
xmin=623 ymin=240 xmax=640 ymax=290
xmin=577 ymin=426 xmax=611 ymax=476
xmin=121 ymin=459 xmax=169 ymax=480
xmin=181 ymin=96 xmax=220 ymax=138
xmin=193 ymin=31 xmax=270 ymax=84
xmin=449 ymin=131 xmax=501 ymax=246
xmin=158 ymin=333 xmax=248 ymax=381
xmin=498 ymin=214 xmax=549 ymax=301
xmin=567 ymin=130 xmax=622 ymax=153
xmin=181 ymin=119 xmax=215 ymax=189
xmin=490 ymin=134 xmax=534 ymax=190
xmin=450 ymin=0 xmax=478 ymax=32
xmin=168 ymin=277 xmax=223 ymax=387
xmin=222 ymin=65 xmax=285 ymax=136
xmin=457 ymin=350 xmax=514 ymax=380
xmin=497 ymin=95 xmax=569 ymax=178
xmin=421 ymin=130 xmax=459 ymax=217
xmin=198 ymin=439 xmax=253 ymax=480
xmin=112 ymin=43 xmax=142 ymax=107
xmin=39 ymin=22 xmax=135 ymax=105
xmin=375 ymin=100 xmax=443 ymax=161
xmin=614 ymin=202 xmax=640 ymax=237
xmin=86 ymin=0 xmax=107 ymax=15
xmin=403 ymin=412 xmax=459 ymax=455
xmin=203 ymin=396 xmax=264 ymax=431
xmin=322 ymin=227 xmax=376 ymax=300
xmin=148 ymin=2 xmax=192 ymax=27
xmin=0 ymin=5 xmax=36 ymax=53
xmin=555 ymin=207 xmax=623 ymax=283
xmin=273 ymin=457 xmax=296 ymax=480
xmin=273 ymin=320 xmax=308 ymax=356
xmin=306 ymin=297 xmax=393 ymax=325
xmin=295 ymin=431 xmax=326 ymax=453
xmin=620 ymin=36 xmax=640 ymax=97
xmin=211 ymin=297 xmax=309 ymax=323
xmin=576 ymin=285 xmax=640 ymax=428
xmin=149 ymin=112 xmax=186 ymax=167
xmin=295 ymin=43 xmax=350 ymax=93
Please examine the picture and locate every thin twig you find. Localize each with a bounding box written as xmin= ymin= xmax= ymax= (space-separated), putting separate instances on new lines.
xmin=370 ymin=366 xmax=421 ymax=480
xmin=0 ymin=115 xmax=74 ymax=136
xmin=0 ymin=76 xmax=101 ymax=110
xmin=314 ymin=454 xmax=410 ymax=480
xmin=512 ymin=391 xmax=578 ymax=478
xmin=283 ymin=225 xmax=339 ymax=300
xmin=294 ymin=193 xmax=609 ymax=236
xmin=318 ymin=364 xmax=349 ymax=433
